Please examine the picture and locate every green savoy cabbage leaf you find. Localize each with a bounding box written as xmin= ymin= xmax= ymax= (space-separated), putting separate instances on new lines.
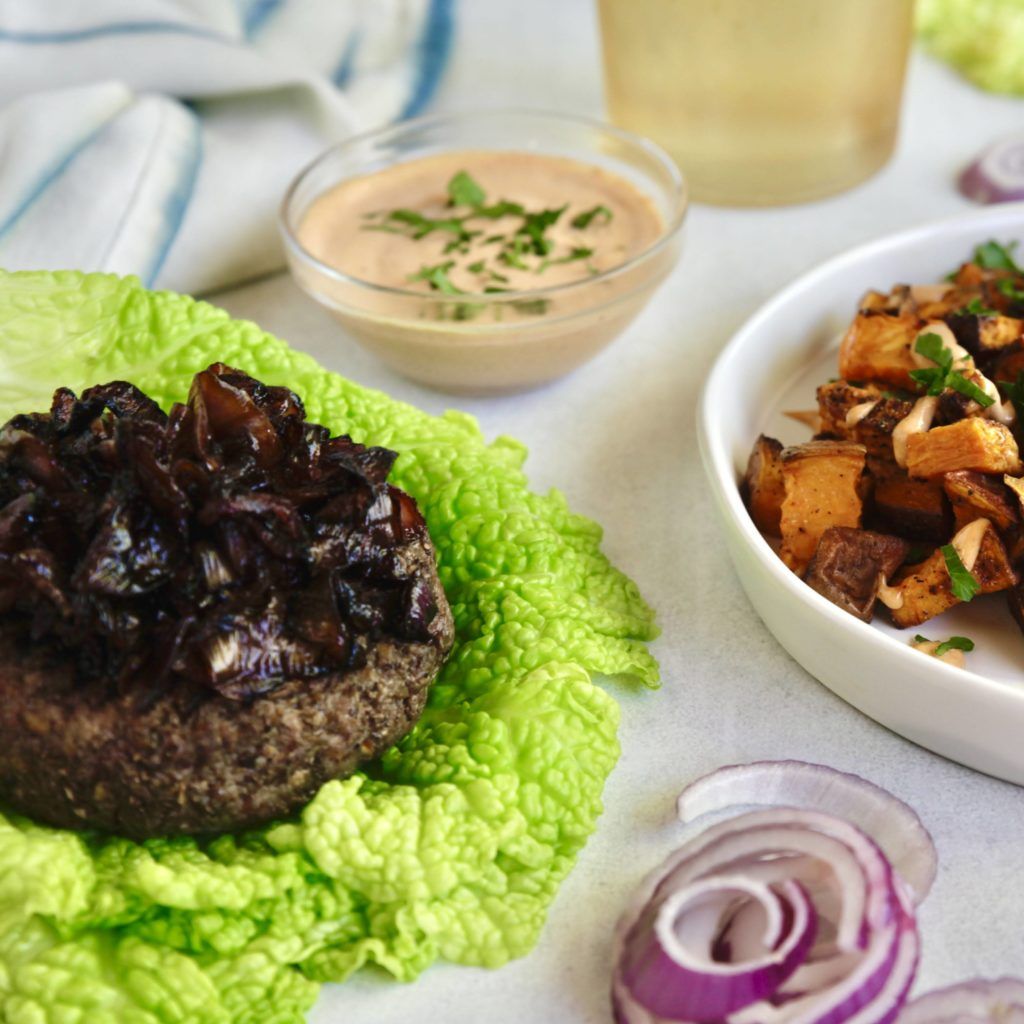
xmin=917 ymin=0 xmax=1024 ymax=95
xmin=0 ymin=271 xmax=659 ymax=1023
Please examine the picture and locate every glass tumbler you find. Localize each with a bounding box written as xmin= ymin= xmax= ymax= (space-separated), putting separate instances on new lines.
xmin=597 ymin=0 xmax=916 ymax=206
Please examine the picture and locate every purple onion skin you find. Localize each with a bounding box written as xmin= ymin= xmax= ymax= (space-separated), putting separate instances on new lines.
xmin=0 ymin=364 xmax=440 ymax=702
xmin=621 ymin=893 xmax=816 ymax=1021
xmin=959 ymin=137 xmax=1024 ymax=205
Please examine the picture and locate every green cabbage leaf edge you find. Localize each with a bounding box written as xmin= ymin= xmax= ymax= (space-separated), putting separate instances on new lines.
xmin=0 ymin=271 xmax=659 ymax=1023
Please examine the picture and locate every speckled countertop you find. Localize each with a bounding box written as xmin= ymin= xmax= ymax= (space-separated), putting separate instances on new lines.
xmin=211 ymin=3 xmax=1024 ymax=1019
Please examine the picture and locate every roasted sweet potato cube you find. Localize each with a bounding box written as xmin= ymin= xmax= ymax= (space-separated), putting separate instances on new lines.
xmin=890 ymin=520 xmax=1017 ymax=628
xmin=906 ymin=418 xmax=1021 ymax=478
xmin=910 ymin=283 xmax=960 ymax=320
xmin=989 ymin=347 xmax=1024 ymax=384
xmin=805 ymin=527 xmax=910 ymax=621
xmin=856 ymin=398 xmax=915 ymax=469
xmin=815 ymin=382 xmax=912 ymax=476
xmin=779 ymin=440 xmax=867 ymax=574
xmin=859 ymin=289 xmax=896 ymax=313
xmin=951 ymin=263 xmax=987 ymax=289
xmin=943 ymin=471 xmax=1018 ymax=532
xmin=838 ymin=313 xmax=920 ymax=389
xmin=816 ymin=380 xmax=881 ymax=436
xmin=871 ymin=473 xmax=951 ymax=541
xmin=742 ymin=435 xmax=785 ymax=535
xmin=945 ymin=311 xmax=1023 ymax=356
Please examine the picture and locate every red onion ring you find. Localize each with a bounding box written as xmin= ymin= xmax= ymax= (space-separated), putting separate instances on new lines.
xmin=959 ymin=136 xmax=1024 ymax=204
xmin=612 ymin=762 xmax=932 ymax=1024
xmin=677 ymin=761 xmax=937 ymax=904
xmin=898 ymin=978 xmax=1024 ymax=1024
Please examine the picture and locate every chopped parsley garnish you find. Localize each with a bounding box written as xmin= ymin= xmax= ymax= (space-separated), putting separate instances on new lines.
xmin=407 ymin=261 xmax=464 ymax=295
xmin=571 ymin=205 xmax=612 ymax=229
xmin=974 ymin=239 xmax=1023 ymax=273
xmin=914 ymin=634 xmax=975 ymax=657
xmin=959 ymin=296 xmax=997 ymax=316
xmin=363 ymin=170 xmax=620 ymax=318
xmin=512 ymin=298 xmax=550 ymax=316
xmin=498 ymin=235 xmax=531 ymax=270
xmin=908 ymin=333 xmax=994 ymax=407
xmin=447 ymin=170 xmax=486 ymax=208
xmin=998 ymin=372 xmax=1024 ymax=421
xmin=476 ymin=200 xmax=525 ymax=220
xmin=537 ymin=246 xmax=594 ymax=273
xmin=940 ymin=544 xmax=981 ymax=602
xmin=519 ymin=206 xmax=567 ymax=256
xmin=997 ymin=277 xmax=1024 ymax=304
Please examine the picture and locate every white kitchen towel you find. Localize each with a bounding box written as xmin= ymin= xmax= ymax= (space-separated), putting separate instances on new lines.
xmin=0 ymin=0 xmax=453 ymax=294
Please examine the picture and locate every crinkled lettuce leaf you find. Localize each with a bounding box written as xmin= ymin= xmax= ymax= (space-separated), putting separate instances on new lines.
xmin=0 ymin=271 xmax=659 ymax=1023
xmin=917 ymin=0 xmax=1024 ymax=95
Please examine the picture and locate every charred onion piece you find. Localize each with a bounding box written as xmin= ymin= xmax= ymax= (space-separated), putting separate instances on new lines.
xmin=0 ymin=364 xmax=437 ymax=701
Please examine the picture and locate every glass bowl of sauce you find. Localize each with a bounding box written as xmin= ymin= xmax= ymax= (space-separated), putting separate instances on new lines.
xmin=280 ymin=109 xmax=687 ymax=394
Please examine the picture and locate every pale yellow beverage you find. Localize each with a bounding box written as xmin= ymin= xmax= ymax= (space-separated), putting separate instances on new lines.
xmin=598 ymin=0 xmax=915 ymax=206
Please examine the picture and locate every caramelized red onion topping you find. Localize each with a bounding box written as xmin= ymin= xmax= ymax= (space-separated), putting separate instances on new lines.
xmin=0 ymin=364 xmax=439 ymax=701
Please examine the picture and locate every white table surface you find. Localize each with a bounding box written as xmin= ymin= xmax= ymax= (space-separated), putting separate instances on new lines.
xmin=211 ymin=3 xmax=1024 ymax=1020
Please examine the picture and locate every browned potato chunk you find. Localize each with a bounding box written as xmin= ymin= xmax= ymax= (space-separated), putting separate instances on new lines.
xmin=838 ymin=313 xmax=920 ymax=389
xmin=890 ymin=520 xmax=1017 ymax=627
xmin=779 ymin=440 xmax=867 ymax=574
xmin=906 ymin=418 xmax=1022 ymax=479
xmin=859 ymin=289 xmax=897 ymax=313
xmin=805 ymin=527 xmax=910 ymax=621
xmin=989 ymin=347 xmax=1024 ymax=384
xmin=742 ymin=435 xmax=785 ymax=535
xmin=943 ymin=471 xmax=1018 ymax=532
xmin=816 ymin=381 xmax=912 ymax=478
xmin=872 ymin=473 xmax=951 ymax=541
xmin=945 ymin=311 xmax=1023 ymax=356
xmin=816 ymin=380 xmax=880 ymax=436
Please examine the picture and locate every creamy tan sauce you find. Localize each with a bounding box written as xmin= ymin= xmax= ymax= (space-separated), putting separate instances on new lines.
xmin=911 ymin=638 xmax=967 ymax=669
xmin=297 ymin=150 xmax=663 ymax=299
xmin=893 ymin=395 xmax=939 ymax=468
xmin=845 ymin=400 xmax=878 ymax=429
xmin=875 ymin=574 xmax=904 ymax=610
xmin=912 ymin=321 xmax=970 ymax=370
xmin=910 ymin=283 xmax=953 ymax=305
xmin=951 ymin=517 xmax=989 ymax=573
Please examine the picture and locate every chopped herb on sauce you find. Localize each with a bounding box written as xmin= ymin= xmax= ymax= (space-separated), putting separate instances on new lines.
xmin=913 ymin=634 xmax=975 ymax=657
xmin=365 ymin=170 xmax=621 ymax=318
xmin=571 ymin=204 xmax=612 ymax=229
xmin=940 ymin=544 xmax=981 ymax=602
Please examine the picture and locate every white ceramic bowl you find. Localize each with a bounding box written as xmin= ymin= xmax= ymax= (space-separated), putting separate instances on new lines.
xmin=698 ymin=203 xmax=1024 ymax=787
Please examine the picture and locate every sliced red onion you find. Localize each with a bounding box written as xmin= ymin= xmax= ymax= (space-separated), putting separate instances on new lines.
xmin=613 ymin=763 xmax=929 ymax=1024
xmin=959 ymin=136 xmax=1024 ymax=204
xmin=620 ymin=877 xmax=816 ymax=1019
xmin=676 ymin=761 xmax=937 ymax=904
xmin=898 ymin=978 xmax=1024 ymax=1024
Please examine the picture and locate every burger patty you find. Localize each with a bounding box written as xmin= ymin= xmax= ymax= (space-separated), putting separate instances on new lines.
xmin=0 ymin=540 xmax=453 ymax=839
xmin=0 ymin=364 xmax=455 ymax=838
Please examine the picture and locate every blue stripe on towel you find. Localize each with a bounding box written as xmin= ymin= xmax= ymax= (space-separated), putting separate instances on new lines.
xmin=241 ymin=0 xmax=283 ymax=37
xmin=400 ymin=0 xmax=455 ymax=119
xmin=145 ymin=112 xmax=203 ymax=286
xmin=0 ymin=20 xmax=223 ymax=45
xmin=331 ymin=30 xmax=363 ymax=88
xmin=0 ymin=121 xmax=111 ymax=242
